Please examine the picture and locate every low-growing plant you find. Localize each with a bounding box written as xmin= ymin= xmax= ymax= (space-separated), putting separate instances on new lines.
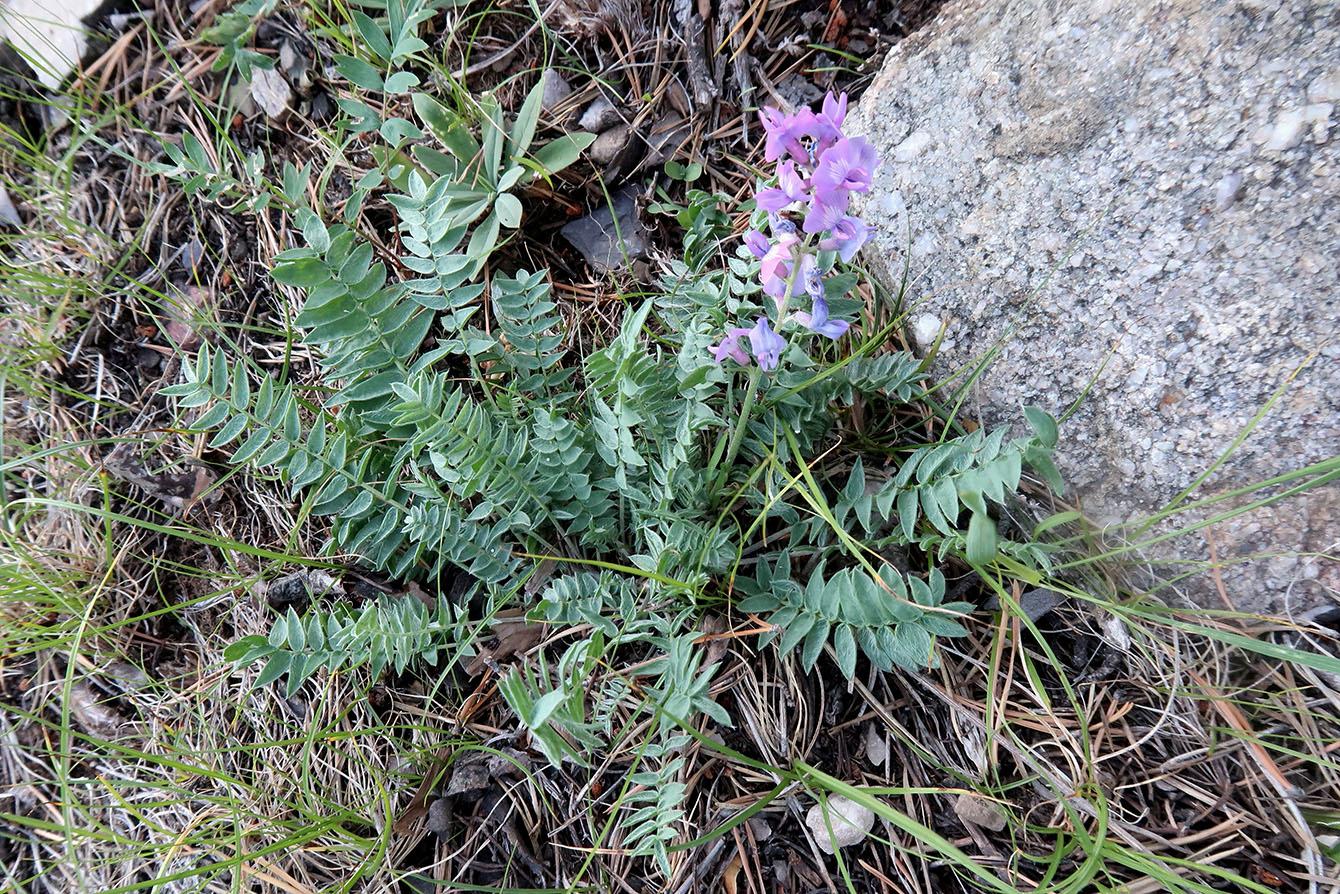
xmin=164 ymin=11 xmax=1062 ymax=801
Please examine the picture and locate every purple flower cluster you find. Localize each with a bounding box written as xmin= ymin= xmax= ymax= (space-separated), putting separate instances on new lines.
xmin=714 ymin=92 xmax=879 ymax=372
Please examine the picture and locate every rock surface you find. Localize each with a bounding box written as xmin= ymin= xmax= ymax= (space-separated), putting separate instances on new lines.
xmin=849 ymin=0 xmax=1339 ymax=612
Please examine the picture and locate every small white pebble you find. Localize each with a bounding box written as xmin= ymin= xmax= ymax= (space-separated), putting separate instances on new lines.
xmin=1213 ymin=171 xmax=1243 ymax=211
xmin=878 ymin=190 xmax=906 ymax=217
xmin=1262 ymin=109 xmax=1306 ymax=152
xmin=805 ymin=796 xmax=875 ymax=854
xmin=1307 ymin=69 xmax=1340 ymax=103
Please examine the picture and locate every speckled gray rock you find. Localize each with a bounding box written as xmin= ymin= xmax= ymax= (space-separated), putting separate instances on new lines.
xmin=849 ymin=0 xmax=1339 ymax=612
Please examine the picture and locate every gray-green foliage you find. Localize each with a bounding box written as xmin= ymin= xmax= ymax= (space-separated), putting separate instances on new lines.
xmin=201 ymin=0 xmax=278 ymax=79
xmin=737 ymin=558 xmax=970 ymax=679
xmin=619 ymin=751 xmax=690 ymax=875
xmin=224 ymin=592 xmax=466 ymax=697
xmin=171 ymin=3 xmax=1065 ymax=791
xmin=141 ymin=133 xmax=272 ymax=212
xmin=824 ymin=422 xmax=1058 ymax=566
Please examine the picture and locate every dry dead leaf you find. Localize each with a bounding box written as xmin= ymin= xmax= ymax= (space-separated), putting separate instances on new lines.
xmin=0 ymin=183 xmax=21 ymax=226
xmin=67 ymin=681 xmax=128 ymax=740
xmin=161 ymin=283 xmax=215 ymax=352
xmin=721 ymin=855 xmax=743 ymax=894
xmin=465 ymin=612 xmax=546 ymax=676
xmin=104 ymin=444 xmax=216 ymax=511
xmin=391 ymin=745 xmax=452 ymax=834
xmin=698 ymin=613 xmax=730 ymax=669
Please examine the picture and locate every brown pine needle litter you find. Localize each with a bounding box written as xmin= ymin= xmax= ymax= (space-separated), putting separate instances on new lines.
xmin=2 ymin=0 xmax=1338 ymax=892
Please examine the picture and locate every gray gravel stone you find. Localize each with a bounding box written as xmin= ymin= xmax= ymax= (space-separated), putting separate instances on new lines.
xmin=587 ymin=124 xmax=632 ymax=165
xmin=848 ymin=0 xmax=1339 ymax=613
xmin=579 ymin=96 xmax=622 ymax=132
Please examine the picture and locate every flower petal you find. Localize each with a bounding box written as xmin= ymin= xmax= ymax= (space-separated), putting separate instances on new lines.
xmin=747 ymin=317 xmax=786 ymax=371
xmin=817 ymin=214 xmax=873 ymax=262
xmin=712 ymin=326 xmax=754 ymax=365
xmin=743 ymin=228 xmax=770 ymax=259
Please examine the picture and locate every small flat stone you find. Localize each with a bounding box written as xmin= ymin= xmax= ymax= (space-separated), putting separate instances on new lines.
xmin=643 ymin=112 xmax=689 ymax=167
xmin=954 ymin=793 xmax=1008 ymax=832
xmin=426 ymin=797 xmax=451 ymax=836
xmin=587 ymin=124 xmax=632 ymax=165
xmin=445 ymin=754 xmax=492 ymax=800
xmin=983 ymin=587 xmax=1066 ymax=622
xmin=863 ymin=723 xmax=889 ymax=769
xmin=560 ymin=184 xmax=648 ymax=272
xmin=266 ymin=573 xmax=311 ymax=611
xmin=579 ymin=96 xmax=621 ymax=132
xmin=540 ymin=68 xmax=573 ymax=111
xmin=0 ymin=0 xmax=105 ymax=89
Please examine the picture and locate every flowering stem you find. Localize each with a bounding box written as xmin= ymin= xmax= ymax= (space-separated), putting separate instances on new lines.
xmin=709 ymin=241 xmax=810 ymax=500
xmin=775 ymin=234 xmax=813 ymax=325
xmin=712 ymin=365 xmax=761 ymax=498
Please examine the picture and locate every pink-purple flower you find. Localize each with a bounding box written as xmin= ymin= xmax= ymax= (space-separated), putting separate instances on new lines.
xmin=717 ymin=91 xmax=878 ymax=370
xmin=755 ymin=160 xmax=811 ymax=213
xmin=744 ymin=228 xmax=770 ymax=259
xmin=802 ymin=192 xmax=847 ymax=235
xmin=760 ymin=107 xmax=842 ymax=166
xmin=811 ymin=136 xmax=879 ymax=212
xmin=818 ymin=215 xmax=873 ymax=263
xmin=817 ymin=92 xmax=847 ymax=132
xmin=712 ymin=326 xmax=753 ymax=366
xmin=759 ymin=235 xmax=814 ymax=305
xmin=712 ymin=318 xmax=787 ymax=371
xmin=788 ymin=261 xmax=849 ymax=339
xmin=759 ymin=107 xmax=811 ymax=165
xmin=790 ymin=295 xmax=850 ymax=340
xmin=747 ymin=317 xmax=786 ymax=370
